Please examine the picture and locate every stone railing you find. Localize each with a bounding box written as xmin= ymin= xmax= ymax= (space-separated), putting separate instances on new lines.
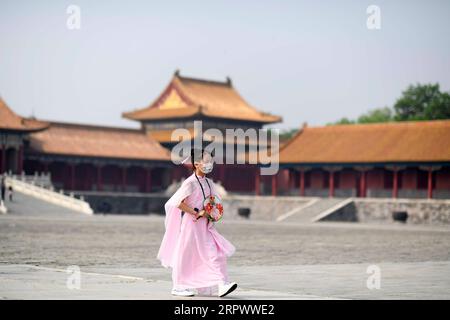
xmin=4 ymin=175 xmax=93 ymax=215
xmin=4 ymin=171 xmax=52 ymax=188
xmin=0 ymin=200 xmax=7 ymax=214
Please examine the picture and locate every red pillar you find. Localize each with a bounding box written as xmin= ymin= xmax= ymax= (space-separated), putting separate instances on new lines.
xmin=427 ymin=168 xmax=433 ymax=199
xmin=1 ymin=145 xmax=5 ymax=173
xmin=97 ymin=165 xmax=102 ymax=191
xmin=393 ymin=169 xmax=398 ymax=199
xmin=122 ymin=166 xmax=127 ymax=192
xmin=43 ymin=161 xmax=49 ymax=173
xmin=362 ymin=172 xmax=366 ymax=197
xmin=17 ymin=146 xmax=23 ymax=174
xmin=70 ymin=163 xmax=75 ymax=190
xmin=359 ymin=171 xmax=366 ymax=198
xmin=255 ymin=170 xmax=260 ymax=196
xmin=329 ymin=171 xmax=335 ymax=197
xmin=271 ymin=174 xmax=277 ymax=196
xmin=288 ymin=169 xmax=295 ymax=191
xmin=145 ymin=167 xmax=152 ymax=193
xmin=299 ymin=171 xmax=305 ymax=196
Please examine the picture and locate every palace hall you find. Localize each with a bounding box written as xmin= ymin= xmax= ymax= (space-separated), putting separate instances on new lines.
xmin=1 ymin=71 xmax=450 ymax=199
xmin=272 ymin=121 xmax=450 ymax=199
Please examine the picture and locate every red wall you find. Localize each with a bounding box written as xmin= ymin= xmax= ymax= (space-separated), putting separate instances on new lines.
xmin=367 ymin=169 xmax=384 ymax=189
xmin=401 ymin=168 xmax=418 ymax=189
xmin=339 ymin=170 xmax=357 ymax=189
xmin=310 ymin=170 xmax=324 ymax=188
xmin=436 ymin=168 xmax=450 ymax=189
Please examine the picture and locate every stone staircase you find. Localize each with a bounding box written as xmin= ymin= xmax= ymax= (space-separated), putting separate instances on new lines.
xmin=3 ymin=191 xmax=87 ymax=216
xmin=3 ymin=175 xmax=93 ymax=215
xmin=280 ymin=198 xmax=350 ymax=223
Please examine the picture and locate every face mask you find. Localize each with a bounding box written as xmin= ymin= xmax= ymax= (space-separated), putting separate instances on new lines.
xmin=200 ymin=162 xmax=213 ymax=174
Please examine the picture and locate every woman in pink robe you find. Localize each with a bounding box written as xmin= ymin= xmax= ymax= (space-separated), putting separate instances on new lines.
xmin=157 ymin=149 xmax=237 ymax=297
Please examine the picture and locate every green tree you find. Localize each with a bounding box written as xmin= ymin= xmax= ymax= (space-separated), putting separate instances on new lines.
xmin=329 ymin=117 xmax=355 ymax=125
xmin=278 ymin=128 xmax=299 ymax=142
xmin=357 ymin=107 xmax=393 ymax=123
xmin=330 ymin=83 xmax=450 ymax=125
xmin=394 ymin=83 xmax=450 ymax=121
xmin=328 ymin=107 xmax=392 ymax=125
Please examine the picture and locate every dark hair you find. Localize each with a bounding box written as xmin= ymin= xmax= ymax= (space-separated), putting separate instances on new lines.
xmin=190 ymin=148 xmax=212 ymax=170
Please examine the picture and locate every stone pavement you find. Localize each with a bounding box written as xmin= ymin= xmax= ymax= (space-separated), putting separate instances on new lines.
xmin=1 ymin=261 xmax=449 ymax=300
xmin=1 ymin=212 xmax=449 ymax=299
xmin=0 ymin=264 xmax=329 ymax=300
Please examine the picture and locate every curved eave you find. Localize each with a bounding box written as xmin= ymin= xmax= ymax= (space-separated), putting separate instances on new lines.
xmin=26 ymin=150 xmax=172 ymax=163
xmin=122 ymin=106 xmax=201 ymax=121
xmin=123 ymin=107 xmax=282 ymax=124
xmin=201 ymin=109 xmax=282 ymax=125
xmin=122 ymin=74 xmax=282 ymax=124
xmin=0 ymin=121 xmax=50 ymax=134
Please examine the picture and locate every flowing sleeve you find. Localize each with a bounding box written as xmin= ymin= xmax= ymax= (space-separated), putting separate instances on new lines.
xmin=156 ymin=179 xmax=194 ymax=268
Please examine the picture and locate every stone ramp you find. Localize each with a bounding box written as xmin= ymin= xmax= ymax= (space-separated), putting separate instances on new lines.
xmin=3 ymin=191 xmax=86 ymax=216
xmin=5 ymin=176 xmax=93 ymax=214
xmin=280 ymin=198 xmax=348 ymax=223
xmin=223 ymin=195 xmax=313 ymax=221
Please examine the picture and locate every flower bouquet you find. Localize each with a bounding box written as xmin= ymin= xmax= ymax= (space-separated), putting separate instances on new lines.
xmin=203 ymin=195 xmax=224 ymax=222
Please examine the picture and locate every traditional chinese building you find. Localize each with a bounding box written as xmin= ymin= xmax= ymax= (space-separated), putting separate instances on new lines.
xmin=1 ymin=98 xmax=172 ymax=192
xmin=0 ymin=98 xmax=49 ymax=174
xmin=122 ymin=71 xmax=282 ymax=192
xmin=3 ymin=73 xmax=450 ymax=199
xmin=273 ymin=121 xmax=450 ymax=199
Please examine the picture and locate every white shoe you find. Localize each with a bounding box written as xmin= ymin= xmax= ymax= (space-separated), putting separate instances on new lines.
xmin=218 ymin=281 xmax=238 ymax=297
xmin=171 ymin=288 xmax=195 ymax=297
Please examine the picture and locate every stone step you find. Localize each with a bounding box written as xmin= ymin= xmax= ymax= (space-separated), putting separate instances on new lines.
xmin=5 ymin=176 xmax=93 ymax=214
xmin=281 ymin=198 xmax=349 ymax=223
xmin=3 ymin=191 xmax=86 ymax=216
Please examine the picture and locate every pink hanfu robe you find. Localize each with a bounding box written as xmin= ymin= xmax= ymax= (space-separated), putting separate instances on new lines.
xmin=156 ymin=173 xmax=235 ymax=292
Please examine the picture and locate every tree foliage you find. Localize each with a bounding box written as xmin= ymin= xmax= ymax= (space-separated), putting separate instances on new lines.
xmin=394 ymin=83 xmax=450 ymax=121
xmin=357 ymin=107 xmax=393 ymax=124
xmin=330 ymin=83 xmax=450 ymax=125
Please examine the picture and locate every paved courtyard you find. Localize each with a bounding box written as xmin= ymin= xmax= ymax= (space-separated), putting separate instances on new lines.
xmin=1 ymin=211 xmax=450 ymax=299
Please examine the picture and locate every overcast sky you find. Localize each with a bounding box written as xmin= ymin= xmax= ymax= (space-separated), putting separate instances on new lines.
xmin=1 ymin=0 xmax=449 ymax=130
